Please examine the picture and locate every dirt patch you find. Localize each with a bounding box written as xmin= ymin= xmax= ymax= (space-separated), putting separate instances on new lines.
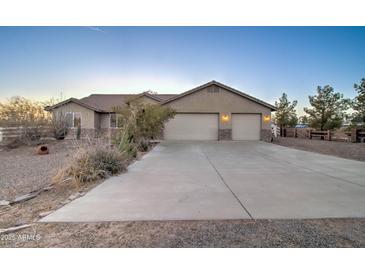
xmin=0 ymin=177 xmax=101 ymax=229
xmin=273 ymin=137 xmax=365 ymax=161
xmin=0 ymin=140 xmax=104 ymax=228
xmin=0 ymin=139 xmax=154 ymax=232
xmin=0 ymin=140 xmax=81 ymax=200
xmin=1 ymin=218 xmax=364 ymax=247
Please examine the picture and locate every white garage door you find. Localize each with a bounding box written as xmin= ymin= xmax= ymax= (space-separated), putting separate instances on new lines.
xmin=164 ymin=113 xmax=218 ymax=140
xmin=232 ymin=114 xmax=261 ymax=140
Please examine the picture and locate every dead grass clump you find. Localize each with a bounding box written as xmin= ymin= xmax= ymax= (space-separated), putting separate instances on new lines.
xmin=54 ymin=145 xmax=128 ymax=185
xmin=4 ymin=138 xmax=24 ymax=149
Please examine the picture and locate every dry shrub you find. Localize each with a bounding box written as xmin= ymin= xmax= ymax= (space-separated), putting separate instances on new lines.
xmin=3 ymin=139 xmax=22 ymax=149
xmin=54 ymin=144 xmax=128 ymax=186
xmin=51 ymin=112 xmax=68 ymax=140
xmin=0 ymin=96 xmax=52 ymax=127
xmin=0 ymin=97 xmax=62 ymax=147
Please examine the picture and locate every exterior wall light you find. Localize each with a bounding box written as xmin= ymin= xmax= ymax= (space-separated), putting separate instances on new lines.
xmin=222 ymin=114 xmax=230 ymax=122
xmin=263 ymin=115 xmax=271 ymax=123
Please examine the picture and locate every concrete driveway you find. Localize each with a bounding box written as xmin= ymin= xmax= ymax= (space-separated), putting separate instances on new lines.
xmin=42 ymin=141 xmax=365 ymax=222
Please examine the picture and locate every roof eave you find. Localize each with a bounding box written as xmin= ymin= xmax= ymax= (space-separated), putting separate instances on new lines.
xmin=44 ymin=98 xmax=106 ymax=113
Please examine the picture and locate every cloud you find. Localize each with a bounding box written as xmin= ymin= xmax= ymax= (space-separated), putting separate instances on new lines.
xmin=85 ymin=26 xmax=106 ymax=33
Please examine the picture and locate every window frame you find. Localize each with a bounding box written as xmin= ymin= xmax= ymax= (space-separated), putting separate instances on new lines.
xmin=65 ymin=112 xmax=82 ymax=128
xmin=109 ymin=113 xmax=120 ymax=128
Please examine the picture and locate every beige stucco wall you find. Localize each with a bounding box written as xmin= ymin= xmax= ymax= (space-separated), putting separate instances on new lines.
xmin=51 ymin=96 xmax=159 ymax=130
xmin=52 ymin=102 xmax=96 ymax=129
xmin=94 ymin=113 xmax=100 ymax=129
xmin=164 ymin=86 xmax=272 ymax=130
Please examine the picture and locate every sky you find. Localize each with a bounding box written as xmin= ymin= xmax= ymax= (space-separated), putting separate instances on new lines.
xmin=0 ymin=26 xmax=364 ymax=114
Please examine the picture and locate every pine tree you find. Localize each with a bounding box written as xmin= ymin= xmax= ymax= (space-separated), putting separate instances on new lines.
xmin=353 ymin=78 xmax=365 ymax=123
xmin=304 ymin=85 xmax=350 ymax=130
xmin=274 ymin=93 xmax=298 ymax=133
xmin=299 ymin=115 xmax=309 ymax=125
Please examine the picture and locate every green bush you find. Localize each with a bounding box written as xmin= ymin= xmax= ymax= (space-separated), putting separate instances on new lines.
xmin=113 ymin=101 xmax=175 ymax=154
xmin=137 ymin=138 xmax=150 ymax=152
xmin=134 ymin=104 xmax=176 ymax=140
xmin=114 ymin=128 xmax=138 ymax=158
xmin=53 ymin=126 xmax=68 ymax=140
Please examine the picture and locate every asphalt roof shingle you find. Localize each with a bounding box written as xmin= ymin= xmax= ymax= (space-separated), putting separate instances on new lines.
xmin=79 ymin=93 xmax=179 ymax=112
xmin=79 ymin=94 xmax=132 ymax=112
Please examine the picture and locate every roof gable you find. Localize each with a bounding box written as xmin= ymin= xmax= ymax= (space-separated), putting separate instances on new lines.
xmin=44 ymin=97 xmax=106 ymax=112
xmin=130 ymin=92 xmax=163 ymax=103
xmin=161 ymin=81 xmax=276 ymax=111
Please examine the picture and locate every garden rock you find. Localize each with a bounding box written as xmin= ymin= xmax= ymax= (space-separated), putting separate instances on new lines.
xmin=39 ymin=211 xmax=54 ymax=218
xmin=42 ymin=185 xmax=54 ymax=192
xmin=0 ymin=200 xmax=10 ymax=206
xmin=67 ymin=192 xmax=81 ymax=201
xmin=11 ymin=192 xmax=39 ymax=204
xmin=0 ymin=224 xmax=33 ymax=235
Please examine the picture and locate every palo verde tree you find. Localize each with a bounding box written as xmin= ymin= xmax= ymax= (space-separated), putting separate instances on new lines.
xmin=274 ymin=93 xmax=298 ymax=133
xmin=352 ymin=78 xmax=365 ymax=123
xmin=304 ymin=85 xmax=350 ymax=131
xmin=0 ymin=96 xmax=52 ymax=127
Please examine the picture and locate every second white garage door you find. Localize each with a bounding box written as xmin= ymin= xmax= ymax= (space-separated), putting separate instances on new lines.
xmin=164 ymin=113 xmax=218 ymax=140
xmin=232 ymin=114 xmax=261 ymax=140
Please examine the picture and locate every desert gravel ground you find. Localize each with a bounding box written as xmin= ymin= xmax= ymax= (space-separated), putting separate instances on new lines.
xmin=0 ymin=139 xmax=109 ymax=229
xmin=1 ymin=219 xmax=364 ymax=247
xmin=273 ymin=137 xmax=365 ymax=162
xmin=0 ymin=140 xmax=78 ymax=200
xmin=0 ymin=178 xmax=100 ymax=229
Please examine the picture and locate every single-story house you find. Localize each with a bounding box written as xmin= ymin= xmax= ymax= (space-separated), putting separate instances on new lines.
xmin=45 ymin=81 xmax=277 ymax=141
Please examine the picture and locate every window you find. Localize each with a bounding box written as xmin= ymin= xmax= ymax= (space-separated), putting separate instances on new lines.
xmin=65 ymin=112 xmax=81 ymax=128
xmin=110 ymin=114 xmax=117 ymax=128
xmin=74 ymin=113 xmax=81 ymax=128
xmin=110 ymin=114 xmax=121 ymax=128
xmin=65 ymin=113 xmax=73 ymax=128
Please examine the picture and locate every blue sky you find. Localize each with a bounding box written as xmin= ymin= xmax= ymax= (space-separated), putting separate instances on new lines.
xmin=0 ymin=27 xmax=364 ymax=113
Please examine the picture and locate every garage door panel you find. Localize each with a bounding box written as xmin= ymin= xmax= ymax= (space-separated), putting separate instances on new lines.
xmin=164 ymin=114 xmax=218 ymax=140
xmin=232 ymin=114 xmax=261 ymax=140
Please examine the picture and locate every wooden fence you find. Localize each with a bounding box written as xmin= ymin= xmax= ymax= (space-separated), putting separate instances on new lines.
xmin=0 ymin=126 xmax=53 ymax=143
xmin=351 ymin=128 xmax=365 ymax=143
xmin=281 ymin=128 xmax=310 ymax=139
xmin=279 ymin=127 xmax=365 ymax=143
